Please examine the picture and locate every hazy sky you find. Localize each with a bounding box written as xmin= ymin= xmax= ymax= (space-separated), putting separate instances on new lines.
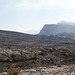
xmin=0 ymin=0 xmax=75 ymax=34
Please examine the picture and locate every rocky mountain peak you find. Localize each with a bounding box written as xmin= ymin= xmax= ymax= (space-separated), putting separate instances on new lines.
xmin=39 ymin=21 xmax=75 ymax=36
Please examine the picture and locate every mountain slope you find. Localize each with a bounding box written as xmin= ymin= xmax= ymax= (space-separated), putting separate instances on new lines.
xmin=39 ymin=21 xmax=75 ymax=36
xmin=55 ymin=33 xmax=75 ymax=40
xmin=0 ymin=30 xmax=75 ymax=49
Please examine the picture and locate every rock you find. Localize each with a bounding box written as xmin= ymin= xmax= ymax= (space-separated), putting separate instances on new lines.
xmin=0 ymin=54 xmax=12 ymax=61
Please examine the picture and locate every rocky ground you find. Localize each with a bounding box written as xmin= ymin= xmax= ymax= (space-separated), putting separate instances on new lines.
xmin=0 ymin=47 xmax=75 ymax=72
xmin=1 ymin=65 xmax=75 ymax=75
xmin=18 ymin=65 xmax=75 ymax=75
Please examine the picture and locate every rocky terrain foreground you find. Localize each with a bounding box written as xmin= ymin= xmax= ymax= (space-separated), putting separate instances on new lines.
xmin=1 ymin=65 xmax=75 ymax=75
xmin=0 ymin=30 xmax=75 ymax=74
xmin=18 ymin=65 xmax=75 ymax=75
xmin=0 ymin=47 xmax=75 ymax=72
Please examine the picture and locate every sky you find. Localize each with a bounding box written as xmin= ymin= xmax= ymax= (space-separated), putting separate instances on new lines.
xmin=0 ymin=0 xmax=75 ymax=34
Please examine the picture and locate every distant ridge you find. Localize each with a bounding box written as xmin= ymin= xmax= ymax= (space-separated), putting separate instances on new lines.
xmin=0 ymin=30 xmax=29 ymax=35
xmin=0 ymin=30 xmax=35 ymax=48
xmin=39 ymin=21 xmax=75 ymax=36
xmin=58 ymin=21 xmax=75 ymax=25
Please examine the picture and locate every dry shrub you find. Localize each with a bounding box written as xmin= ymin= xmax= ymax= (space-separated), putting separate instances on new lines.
xmin=7 ymin=63 xmax=21 ymax=75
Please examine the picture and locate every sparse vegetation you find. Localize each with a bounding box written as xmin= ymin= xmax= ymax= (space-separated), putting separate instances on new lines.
xmin=56 ymin=62 xmax=62 ymax=67
xmin=7 ymin=63 xmax=21 ymax=75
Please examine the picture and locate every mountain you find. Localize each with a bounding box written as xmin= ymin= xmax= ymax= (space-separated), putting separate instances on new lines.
xmin=39 ymin=21 xmax=75 ymax=36
xmin=55 ymin=33 xmax=75 ymax=40
xmin=0 ymin=30 xmax=75 ymax=48
xmin=58 ymin=21 xmax=75 ymax=25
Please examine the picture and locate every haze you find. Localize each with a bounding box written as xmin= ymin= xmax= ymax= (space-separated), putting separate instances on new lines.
xmin=0 ymin=0 xmax=75 ymax=34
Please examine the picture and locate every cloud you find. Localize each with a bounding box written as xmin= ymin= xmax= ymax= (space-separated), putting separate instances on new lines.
xmin=56 ymin=0 xmax=75 ymax=6
xmin=17 ymin=1 xmax=29 ymax=7
xmin=38 ymin=0 xmax=75 ymax=7
xmin=16 ymin=0 xmax=75 ymax=9
xmin=39 ymin=0 xmax=55 ymax=6
xmin=59 ymin=14 xmax=75 ymax=22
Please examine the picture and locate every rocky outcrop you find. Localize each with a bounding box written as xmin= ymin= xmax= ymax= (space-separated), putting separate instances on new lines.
xmin=0 ymin=47 xmax=75 ymax=72
xmin=0 ymin=47 xmax=75 ymax=62
xmin=0 ymin=49 xmax=37 ymax=62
